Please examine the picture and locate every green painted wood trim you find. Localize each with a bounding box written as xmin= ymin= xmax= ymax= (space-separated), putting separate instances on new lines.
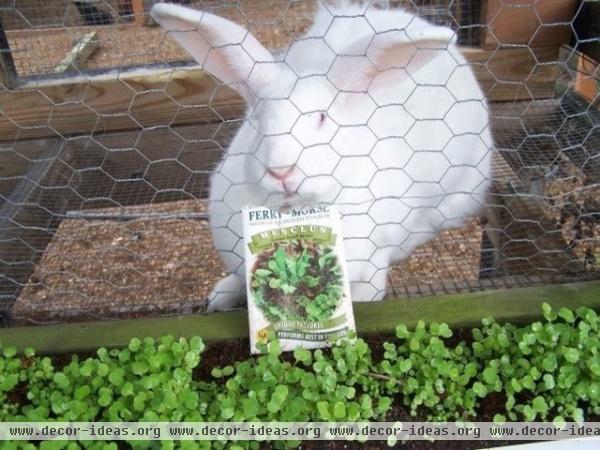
xmin=1 ymin=281 xmax=600 ymax=355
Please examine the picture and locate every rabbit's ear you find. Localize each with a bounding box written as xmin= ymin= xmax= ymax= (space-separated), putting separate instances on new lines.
xmin=329 ymin=27 xmax=455 ymax=93
xmin=151 ymin=3 xmax=278 ymax=102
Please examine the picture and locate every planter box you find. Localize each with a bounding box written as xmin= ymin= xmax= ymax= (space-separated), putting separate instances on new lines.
xmin=2 ymin=280 xmax=600 ymax=355
xmin=489 ymin=438 xmax=600 ymax=450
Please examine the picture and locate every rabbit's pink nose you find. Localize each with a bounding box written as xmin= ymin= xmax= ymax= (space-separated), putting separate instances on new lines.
xmin=267 ymin=165 xmax=295 ymax=180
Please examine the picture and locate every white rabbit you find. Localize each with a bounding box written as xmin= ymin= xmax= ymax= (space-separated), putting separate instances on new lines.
xmin=150 ymin=1 xmax=493 ymax=310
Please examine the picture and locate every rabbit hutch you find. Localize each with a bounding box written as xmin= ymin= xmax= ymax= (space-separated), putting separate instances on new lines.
xmin=0 ymin=0 xmax=599 ymax=349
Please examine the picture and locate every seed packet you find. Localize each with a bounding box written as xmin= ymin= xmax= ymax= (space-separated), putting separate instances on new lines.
xmin=243 ymin=205 xmax=355 ymax=354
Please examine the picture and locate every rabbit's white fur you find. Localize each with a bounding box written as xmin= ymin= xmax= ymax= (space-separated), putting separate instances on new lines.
xmin=150 ymin=1 xmax=493 ymax=310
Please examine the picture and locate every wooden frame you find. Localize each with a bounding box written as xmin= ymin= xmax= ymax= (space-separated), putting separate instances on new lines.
xmin=131 ymin=0 xmax=146 ymax=26
xmin=0 ymin=21 xmax=16 ymax=89
xmin=0 ymin=46 xmax=561 ymax=141
xmin=481 ymin=0 xmax=578 ymax=49
xmin=1 ymin=280 xmax=599 ymax=354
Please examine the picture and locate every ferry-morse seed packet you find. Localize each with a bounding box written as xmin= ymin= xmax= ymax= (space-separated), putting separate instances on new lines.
xmin=243 ymin=205 xmax=355 ymax=354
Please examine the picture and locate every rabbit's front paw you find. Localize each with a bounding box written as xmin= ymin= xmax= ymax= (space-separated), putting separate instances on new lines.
xmin=206 ymin=273 xmax=246 ymax=311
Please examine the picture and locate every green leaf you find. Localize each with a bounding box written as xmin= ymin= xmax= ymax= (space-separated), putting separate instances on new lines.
xmin=303 ymin=275 xmax=320 ymax=288
xmin=1 ymin=373 xmax=19 ymax=391
xmin=53 ymin=373 xmax=70 ymax=389
xmin=189 ymin=336 xmax=205 ymax=353
xmin=571 ymin=408 xmax=584 ymax=423
xmin=220 ymin=398 xmax=235 ymax=419
xmin=294 ymin=347 xmax=312 ymax=364
xmin=553 ymin=416 xmax=566 ymax=428
xmin=254 ymin=269 xmax=272 ymax=277
xmin=532 ymin=396 xmax=548 ymax=415
xmin=128 ymin=338 xmax=141 ymax=352
xmin=268 ymin=340 xmax=282 ymax=357
xmin=108 ymin=368 xmax=125 ymax=386
xmin=268 ymin=278 xmax=282 ymax=290
xmin=333 ymin=401 xmax=346 ymax=419
xmin=2 ymin=346 xmax=17 ymax=358
xmin=430 ymin=323 xmax=452 ymax=338
xmin=563 ymin=348 xmax=579 ymax=364
xmin=98 ymin=391 xmax=112 ymax=407
xmin=285 ymin=258 xmax=297 ymax=279
xmin=409 ymin=338 xmax=420 ymax=352
xmin=588 ymin=382 xmax=600 ymax=400
xmin=281 ymin=283 xmax=297 ymax=295
xmin=493 ymin=414 xmax=506 ymax=424
xmin=398 ymin=359 xmax=412 ymax=373
xmin=542 ymin=353 xmax=557 ymax=372
xmin=483 ymin=367 xmax=498 ymax=385
xmin=464 ymin=363 xmax=477 ymax=378
xmin=558 ymin=307 xmax=575 ymax=323
xmin=133 ymin=393 xmax=147 ymax=411
xmin=521 ymin=375 xmax=535 ymax=391
xmin=317 ymin=401 xmax=330 ymax=420
xmin=586 ymin=358 xmax=599 ymax=376
xmin=184 ymin=351 xmax=200 ymax=368
xmin=522 ymin=333 xmax=536 ymax=346
xmin=347 ymin=402 xmax=361 ymax=421
xmin=542 ymin=303 xmax=557 ymax=322
xmin=481 ymin=316 xmax=495 ymax=327
xmin=273 ymin=385 xmax=289 ymax=404
xmin=542 ymin=374 xmax=555 ymax=390
xmin=396 ymin=325 xmax=410 ymax=339
xmin=39 ymin=442 xmax=66 ymax=450
xmin=243 ymin=397 xmax=258 ymax=418
xmin=523 ymin=405 xmax=536 ymax=421
xmin=97 ymin=363 xmax=109 ymax=377
xmin=275 ymin=247 xmax=287 ymax=273
xmin=472 ymin=382 xmax=487 ymax=397
xmin=74 ymin=385 xmax=91 ymax=400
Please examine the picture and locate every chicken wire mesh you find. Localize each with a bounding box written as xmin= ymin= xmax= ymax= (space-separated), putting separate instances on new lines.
xmin=0 ymin=0 xmax=598 ymax=325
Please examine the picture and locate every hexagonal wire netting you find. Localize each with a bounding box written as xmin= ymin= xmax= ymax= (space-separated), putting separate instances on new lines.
xmin=0 ymin=0 xmax=598 ymax=325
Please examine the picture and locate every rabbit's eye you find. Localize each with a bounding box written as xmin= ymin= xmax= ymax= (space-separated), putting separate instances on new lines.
xmin=318 ymin=112 xmax=327 ymax=127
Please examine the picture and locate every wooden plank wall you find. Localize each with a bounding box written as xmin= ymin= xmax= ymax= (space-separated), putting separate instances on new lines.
xmin=0 ymin=46 xmax=561 ymax=141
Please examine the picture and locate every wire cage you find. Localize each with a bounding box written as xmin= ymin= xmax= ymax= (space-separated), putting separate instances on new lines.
xmin=0 ymin=0 xmax=598 ymax=325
